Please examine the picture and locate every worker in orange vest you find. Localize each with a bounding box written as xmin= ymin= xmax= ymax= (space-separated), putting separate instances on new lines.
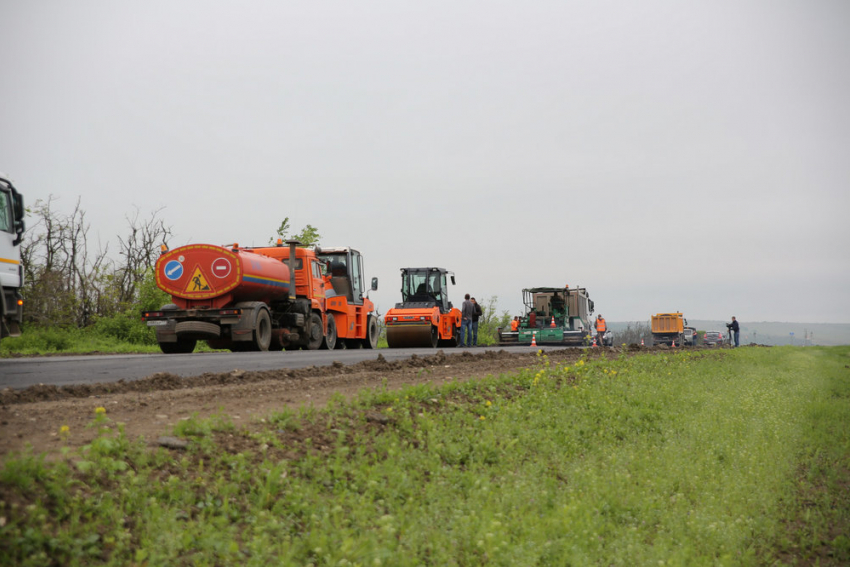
xmin=594 ymin=315 xmax=607 ymax=345
xmin=510 ymin=316 xmax=519 ymax=332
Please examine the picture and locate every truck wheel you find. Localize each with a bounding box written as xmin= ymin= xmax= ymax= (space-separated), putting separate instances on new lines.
xmin=306 ymin=312 xmax=324 ymax=350
xmin=320 ymin=314 xmax=337 ymax=350
xmin=251 ymin=308 xmax=272 ymax=351
xmin=160 ymin=340 xmax=197 ymax=354
xmin=362 ymin=316 xmax=379 ymax=349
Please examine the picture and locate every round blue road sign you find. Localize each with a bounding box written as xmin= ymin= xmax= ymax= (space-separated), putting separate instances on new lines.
xmin=164 ymin=260 xmax=184 ymax=281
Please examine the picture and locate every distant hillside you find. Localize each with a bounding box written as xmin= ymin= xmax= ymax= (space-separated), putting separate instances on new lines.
xmin=608 ymin=321 xmax=850 ymax=346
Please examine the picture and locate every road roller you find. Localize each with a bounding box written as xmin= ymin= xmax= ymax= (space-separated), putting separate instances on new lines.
xmin=384 ymin=267 xmax=461 ymax=348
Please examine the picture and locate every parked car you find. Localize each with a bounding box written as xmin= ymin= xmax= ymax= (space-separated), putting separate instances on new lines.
xmin=703 ymin=330 xmax=724 ymax=346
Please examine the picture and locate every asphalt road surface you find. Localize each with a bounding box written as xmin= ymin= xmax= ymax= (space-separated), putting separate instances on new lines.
xmin=0 ymin=345 xmax=564 ymax=390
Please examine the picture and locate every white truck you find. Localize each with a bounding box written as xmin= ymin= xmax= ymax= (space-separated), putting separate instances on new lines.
xmin=0 ymin=174 xmax=25 ymax=341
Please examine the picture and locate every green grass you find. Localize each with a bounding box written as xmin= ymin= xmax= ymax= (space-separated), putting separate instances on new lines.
xmin=1 ymin=347 xmax=848 ymax=565
xmin=0 ymin=326 xmax=223 ymax=357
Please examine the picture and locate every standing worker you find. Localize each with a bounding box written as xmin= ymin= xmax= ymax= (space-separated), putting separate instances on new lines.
xmin=510 ymin=316 xmax=519 ymax=332
xmin=471 ymin=297 xmax=483 ymax=347
xmin=460 ymin=294 xmax=474 ymax=347
xmin=728 ymin=316 xmax=740 ymax=347
xmin=594 ymin=314 xmax=607 ymax=345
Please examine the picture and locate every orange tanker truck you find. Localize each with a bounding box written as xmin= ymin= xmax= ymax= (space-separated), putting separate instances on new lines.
xmin=142 ymin=240 xmax=379 ymax=353
xmin=384 ymin=267 xmax=461 ymax=348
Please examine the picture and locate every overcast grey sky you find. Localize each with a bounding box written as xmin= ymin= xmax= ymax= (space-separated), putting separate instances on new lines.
xmin=2 ymin=1 xmax=848 ymax=323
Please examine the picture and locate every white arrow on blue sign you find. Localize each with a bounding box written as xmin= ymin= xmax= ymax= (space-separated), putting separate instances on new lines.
xmin=164 ymin=260 xmax=184 ymax=281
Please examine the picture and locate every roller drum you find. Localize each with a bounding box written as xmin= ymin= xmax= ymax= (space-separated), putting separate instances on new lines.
xmin=386 ymin=324 xmax=438 ymax=348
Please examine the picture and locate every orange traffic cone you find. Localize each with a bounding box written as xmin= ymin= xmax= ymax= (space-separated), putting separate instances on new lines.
xmin=550 ymin=316 xmax=555 ymax=328
xmin=641 ymin=338 xmax=645 ymax=346
xmin=592 ymin=336 xmax=597 ymax=347
xmin=530 ymin=332 xmax=537 ymax=347
xmin=671 ymin=340 xmax=676 ymax=347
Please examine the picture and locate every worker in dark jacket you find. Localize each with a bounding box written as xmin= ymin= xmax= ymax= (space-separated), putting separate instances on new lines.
xmin=471 ymin=297 xmax=483 ymax=346
xmin=460 ymin=294 xmax=474 ymax=347
xmin=729 ymin=316 xmax=740 ymax=347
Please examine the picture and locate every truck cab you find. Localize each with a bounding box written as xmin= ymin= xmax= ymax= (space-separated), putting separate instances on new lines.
xmin=317 ymin=247 xmax=379 ymax=348
xmin=317 ymin=247 xmax=377 ymax=306
xmin=0 ymin=174 xmax=25 ymax=340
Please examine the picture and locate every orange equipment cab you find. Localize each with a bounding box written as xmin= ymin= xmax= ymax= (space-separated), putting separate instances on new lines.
xmin=247 ymin=242 xmax=380 ymax=350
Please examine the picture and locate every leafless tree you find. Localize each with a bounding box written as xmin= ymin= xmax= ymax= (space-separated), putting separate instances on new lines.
xmin=21 ymin=197 xmax=171 ymax=328
xmin=114 ymin=206 xmax=173 ymax=306
xmin=614 ymin=321 xmax=652 ymax=345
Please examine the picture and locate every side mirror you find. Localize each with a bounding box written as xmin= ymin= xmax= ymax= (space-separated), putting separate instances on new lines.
xmin=450 ymin=275 xmax=456 ymax=285
xmin=14 ymin=194 xmax=24 ymax=221
xmin=12 ymin=221 xmax=24 ymax=245
xmin=371 ymin=277 xmax=378 ymax=291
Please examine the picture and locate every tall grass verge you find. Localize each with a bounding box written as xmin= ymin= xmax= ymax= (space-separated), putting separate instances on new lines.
xmin=1 ymin=347 xmax=847 ymax=565
xmin=0 ymin=326 xmax=223 ymax=357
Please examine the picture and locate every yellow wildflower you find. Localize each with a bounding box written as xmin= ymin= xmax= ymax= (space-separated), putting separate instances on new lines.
xmin=95 ymin=407 xmax=106 ymax=415
xmin=59 ymin=425 xmax=70 ymax=434
xmin=479 ymin=415 xmax=486 ymax=420
xmin=485 ymin=400 xmax=492 ymax=407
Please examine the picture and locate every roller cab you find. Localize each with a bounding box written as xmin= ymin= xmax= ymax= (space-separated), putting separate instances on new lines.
xmin=385 ymin=267 xmax=461 ymax=348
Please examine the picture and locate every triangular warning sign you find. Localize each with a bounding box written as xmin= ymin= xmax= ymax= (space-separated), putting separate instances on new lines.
xmin=185 ymin=265 xmax=213 ymax=293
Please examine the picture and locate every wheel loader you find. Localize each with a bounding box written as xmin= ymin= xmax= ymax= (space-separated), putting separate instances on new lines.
xmin=384 ymin=267 xmax=462 ymax=348
xmin=498 ymin=286 xmax=594 ymax=346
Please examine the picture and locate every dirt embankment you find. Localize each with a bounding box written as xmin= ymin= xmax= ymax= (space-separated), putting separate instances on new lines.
xmin=0 ymin=346 xmax=655 ymax=457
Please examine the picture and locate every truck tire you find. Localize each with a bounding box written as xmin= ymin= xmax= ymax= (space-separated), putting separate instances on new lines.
xmin=320 ymin=314 xmax=337 ymax=350
xmin=251 ymin=308 xmax=272 ymax=351
xmin=362 ymin=315 xmax=379 ymax=349
xmin=306 ymin=312 xmax=324 ymax=350
xmin=159 ymin=339 xmax=197 ymax=354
